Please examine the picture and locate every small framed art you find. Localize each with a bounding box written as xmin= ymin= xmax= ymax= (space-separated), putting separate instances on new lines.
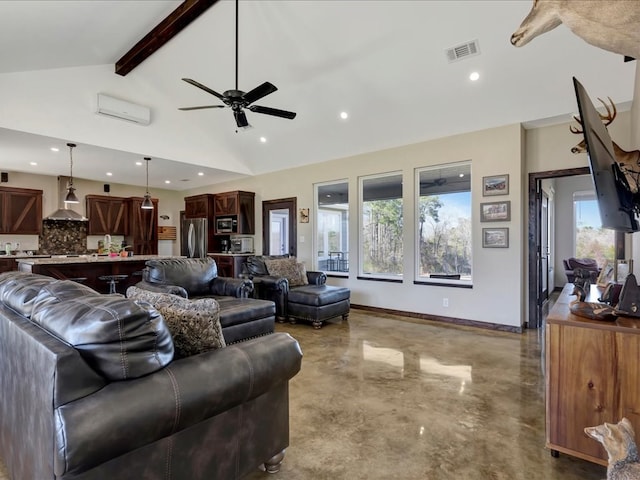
xmin=482 ymin=174 xmax=509 ymax=196
xmin=482 ymin=228 xmax=509 ymax=248
xmin=299 ymin=208 xmax=309 ymax=223
xmin=480 ymin=201 xmax=511 ymax=222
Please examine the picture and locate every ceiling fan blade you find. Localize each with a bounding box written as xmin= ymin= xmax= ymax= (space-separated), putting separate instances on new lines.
xmin=248 ymin=105 xmax=297 ymax=119
xmin=182 ymin=78 xmax=225 ymax=101
xmin=234 ymin=109 xmax=250 ymax=128
xmin=243 ymin=82 xmax=277 ymax=105
xmin=178 ymin=105 xmax=226 ymax=111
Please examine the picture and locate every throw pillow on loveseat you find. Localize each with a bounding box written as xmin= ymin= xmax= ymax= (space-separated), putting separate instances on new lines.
xmin=127 ymin=286 xmax=226 ymax=358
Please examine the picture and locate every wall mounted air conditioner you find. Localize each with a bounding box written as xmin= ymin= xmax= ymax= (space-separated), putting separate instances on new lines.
xmin=96 ymin=93 xmax=151 ymax=125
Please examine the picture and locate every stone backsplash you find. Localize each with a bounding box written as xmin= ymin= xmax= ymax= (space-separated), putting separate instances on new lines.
xmin=39 ymin=220 xmax=89 ymax=255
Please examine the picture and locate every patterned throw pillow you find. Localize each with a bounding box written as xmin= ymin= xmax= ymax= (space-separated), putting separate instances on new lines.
xmin=127 ymin=286 xmax=226 ymax=358
xmin=264 ymin=257 xmax=309 ymax=287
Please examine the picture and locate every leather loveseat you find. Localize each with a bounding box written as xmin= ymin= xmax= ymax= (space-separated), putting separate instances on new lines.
xmin=563 ymin=257 xmax=601 ymax=283
xmin=136 ymin=257 xmax=277 ymax=343
xmin=0 ymin=271 xmax=302 ymax=480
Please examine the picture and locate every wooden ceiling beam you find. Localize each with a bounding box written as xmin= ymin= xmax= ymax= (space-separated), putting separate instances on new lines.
xmin=115 ymin=0 xmax=219 ymax=76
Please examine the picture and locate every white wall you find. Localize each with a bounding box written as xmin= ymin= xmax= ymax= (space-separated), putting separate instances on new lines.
xmin=183 ymin=123 xmax=525 ymax=328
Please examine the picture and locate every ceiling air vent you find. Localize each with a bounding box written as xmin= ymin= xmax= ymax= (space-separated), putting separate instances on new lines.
xmin=445 ymin=40 xmax=480 ymax=63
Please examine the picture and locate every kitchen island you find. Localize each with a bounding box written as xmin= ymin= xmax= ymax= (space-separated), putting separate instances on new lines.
xmin=17 ymin=255 xmax=181 ymax=294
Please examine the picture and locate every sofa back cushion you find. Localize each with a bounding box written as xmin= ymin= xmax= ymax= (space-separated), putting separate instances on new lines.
xmin=127 ymin=286 xmax=225 ymax=358
xmin=566 ymin=257 xmax=599 ymax=272
xmin=144 ymin=258 xmax=218 ymax=297
xmin=31 ymin=280 xmax=174 ymax=381
xmin=0 ymin=271 xmax=56 ymax=317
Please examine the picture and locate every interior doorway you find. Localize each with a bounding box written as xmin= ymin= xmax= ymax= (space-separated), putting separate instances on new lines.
xmin=262 ymin=198 xmax=297 ymax=257
xmin=528 ymin=166 xmax=589 ymax=329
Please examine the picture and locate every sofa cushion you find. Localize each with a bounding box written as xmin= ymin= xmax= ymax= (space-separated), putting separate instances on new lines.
xmin=127 ymin=286 xmax=226 ymax=358
xmin=144 ymin=258 xmax=218 ymax=297
xmin=31 ymin=280 xmax=174 ymax=381
xmin=264 ymin=257 xmax=309 ymax=286
xmin=0 ymin=271 xmax=56 ymax=318
xmin=215 ymin=296 xmax=276 ymax=328
xmin=288 ymin=285 xmax=351 ymax=306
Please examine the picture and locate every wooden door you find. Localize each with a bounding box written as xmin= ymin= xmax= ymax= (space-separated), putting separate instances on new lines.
xmin=262 ymin=198 xmax=296 ymax=257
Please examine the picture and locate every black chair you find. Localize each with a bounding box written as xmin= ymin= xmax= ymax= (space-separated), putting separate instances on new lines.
xmin=99 ymin=274 xmax=129 ymax=294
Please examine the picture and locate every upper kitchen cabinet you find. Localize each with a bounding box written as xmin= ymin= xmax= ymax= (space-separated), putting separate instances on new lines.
xmin=86 ymin=195 xmax=128 ymax=235
xmin=214 ymin=191 xmax=255 ymax=234
xmin=184 ymin=194 xmax=214 ymax=219
xmin=126 ymin=197 xmax=158 ymax=255
xmin=0 ymin=186 xmax=43 ymax=234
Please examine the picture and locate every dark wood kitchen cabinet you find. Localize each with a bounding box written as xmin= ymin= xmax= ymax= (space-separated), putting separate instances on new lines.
xmin=184 ymin=194 xmax=214 ymax=219
xmin=126 ymin=197 xmax=158 ymax=255
xmin=86 ymin=195 xmax=128 ymax=235
xmin=213 ymin=191 xmax=255 ymax=234
xmin=0 ymin=186 xmax=43 ymax=234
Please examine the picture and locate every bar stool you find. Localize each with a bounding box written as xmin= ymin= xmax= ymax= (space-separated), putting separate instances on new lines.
xmin=98 ymin=274 xmax=129 ymax=294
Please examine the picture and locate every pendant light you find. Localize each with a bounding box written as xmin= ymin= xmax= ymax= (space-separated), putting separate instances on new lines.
xmin=64 ymin=143 xmax=79 ymax=204
xmin=141 ymin=157 xmax=154 ymax=210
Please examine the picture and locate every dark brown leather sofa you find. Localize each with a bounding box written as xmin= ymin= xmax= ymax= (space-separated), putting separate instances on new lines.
xmin=136 ymin=257 xmax=277 ymax=343
xmin=0 ymin=271 xmax=302 ymax=480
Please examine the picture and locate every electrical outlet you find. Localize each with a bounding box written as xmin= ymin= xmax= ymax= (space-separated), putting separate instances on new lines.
xmin=443 ymin=298 xmax=449 ymax=307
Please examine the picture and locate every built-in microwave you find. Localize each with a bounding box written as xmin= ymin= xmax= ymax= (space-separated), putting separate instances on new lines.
xmin=216 ymin=217 xmax=237 ymax=233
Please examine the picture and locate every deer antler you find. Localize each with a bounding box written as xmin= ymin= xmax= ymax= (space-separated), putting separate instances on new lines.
xmin=597 ymin=97 xmax=616 ymax=126
xmin=570 ymin=115 xmax=583 ymax=134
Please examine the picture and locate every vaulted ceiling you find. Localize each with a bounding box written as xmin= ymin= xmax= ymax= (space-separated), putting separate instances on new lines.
xmin=0 ymin=0 xmax=636 ymax=191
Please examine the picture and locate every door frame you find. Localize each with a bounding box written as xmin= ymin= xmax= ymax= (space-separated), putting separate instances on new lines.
xmin=528 ymin=167 xmax=589 ymax=329
xmin=262 ymin=197 xmax=297 ymax=257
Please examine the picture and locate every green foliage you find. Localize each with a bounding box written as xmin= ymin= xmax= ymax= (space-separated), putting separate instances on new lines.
xmin=362 ymin=199 xmax=403 ymax=274
xmin=575 ymin=226 xmax=614 ymax=265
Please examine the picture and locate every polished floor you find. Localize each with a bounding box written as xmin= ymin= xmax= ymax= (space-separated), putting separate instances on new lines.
xmin=0 ymin=308 xmax=607 ymax=479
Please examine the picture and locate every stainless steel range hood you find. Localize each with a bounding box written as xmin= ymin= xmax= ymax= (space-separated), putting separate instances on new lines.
xmin=45 ymin=176 xmax=88 ymax=221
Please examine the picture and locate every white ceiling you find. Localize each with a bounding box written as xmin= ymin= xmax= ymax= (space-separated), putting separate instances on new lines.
xmin=0 ymin=0 xmax=636 ymax=191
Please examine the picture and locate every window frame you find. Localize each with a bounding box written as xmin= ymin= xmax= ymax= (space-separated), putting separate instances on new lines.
xmin=314 ymin=179 xmax=349 ymax=276
xmin=414 ymin=161 xmax=473 ymax=287
xmin=358 ymin=171 xmax=404 ymax=281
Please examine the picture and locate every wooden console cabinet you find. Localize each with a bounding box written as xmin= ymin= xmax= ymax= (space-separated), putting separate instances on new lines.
xmin=546 ymin=283 xmax=640 ymax=466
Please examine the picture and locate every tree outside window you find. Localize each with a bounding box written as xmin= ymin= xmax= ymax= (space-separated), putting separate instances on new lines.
xmin=360 ymin=173 xmax=403 ymax=277
xmin=416 ymin=163 xmax=472 ymax=282
xmin=574 ymin=192 xmax=614 ymax=266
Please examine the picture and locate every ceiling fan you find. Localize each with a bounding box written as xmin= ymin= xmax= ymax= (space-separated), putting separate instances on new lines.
xmin=423 ymin=178 xmax=447 ymax=188
xmin=179 ymin=0 xmax=296 ymax=129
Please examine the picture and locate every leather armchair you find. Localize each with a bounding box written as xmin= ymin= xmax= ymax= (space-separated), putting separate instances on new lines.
xmin=563 ymin=257 xmax=600 ymax=283
xmin=243 ymin=255 xmax=327 ymax=320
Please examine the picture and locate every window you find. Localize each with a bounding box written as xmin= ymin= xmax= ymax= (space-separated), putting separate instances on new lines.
xmin=315 ymin=181 xmax=349 ymax=273
xmin=360 ymin=172 xmax=403 ymax=278
xmin=574 ymin=191 xmax=614 ymax=265
xmin=416 ymin=163 xmax=472 ymax=283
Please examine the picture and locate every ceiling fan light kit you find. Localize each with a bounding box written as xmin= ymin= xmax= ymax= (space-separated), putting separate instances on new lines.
xmin=179 ymin=0 xmax=296 ymax=129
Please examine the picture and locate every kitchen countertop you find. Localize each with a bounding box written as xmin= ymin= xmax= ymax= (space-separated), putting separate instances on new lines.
xmin=17 ymin=255 xmax=182 ymax=266
xmin=0 ymin=254 xmax=52 ymax=259
xmin=208 ymin=252 xmax=254 ymax=256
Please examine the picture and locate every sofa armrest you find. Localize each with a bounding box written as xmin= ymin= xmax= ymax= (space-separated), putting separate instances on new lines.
xmin=54 ymin=333 xmax=302 ymax=477
xmin=307 ymin=271 xmax=327 ymax=285
xmin=210 ymin=277 xmax=254 ymax=298
xmin=252 ymin=275 xmax=289 ymax=293
xmin=134 ymin=280 xmax=188 ymax=298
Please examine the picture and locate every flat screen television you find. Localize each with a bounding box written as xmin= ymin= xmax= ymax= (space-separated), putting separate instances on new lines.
xmin=573 ymin=77 xmax=639 ymax=233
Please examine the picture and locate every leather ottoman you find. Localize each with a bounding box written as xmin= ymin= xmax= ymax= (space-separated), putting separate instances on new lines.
xmin=286 ymin=285 xmax=350 ymax=329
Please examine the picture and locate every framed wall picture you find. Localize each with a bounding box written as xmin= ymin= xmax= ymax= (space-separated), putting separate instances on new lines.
xmin=483 ymin=174 xmax=509 ymax=196
xmin=299 ymin=208 xmax=309 ymax=223
xmin=480 ymin=201 xmax=511 ymax=222
xmin=482 ymin=228 xmax=509 ymax=248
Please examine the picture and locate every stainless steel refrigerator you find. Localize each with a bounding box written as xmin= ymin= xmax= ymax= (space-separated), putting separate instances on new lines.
xmin=181 ymin=218 xmax=208 ymax=258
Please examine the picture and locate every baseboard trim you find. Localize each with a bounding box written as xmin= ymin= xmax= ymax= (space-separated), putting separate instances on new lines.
xmin=350 ymin=304 xmax=523 ymax=334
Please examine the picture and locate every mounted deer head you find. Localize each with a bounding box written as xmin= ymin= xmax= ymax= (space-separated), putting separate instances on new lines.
xmin=511 ymin=0 xmax=640 ymax=59
xmin=570 ymin=97 xmax=640 ymax=192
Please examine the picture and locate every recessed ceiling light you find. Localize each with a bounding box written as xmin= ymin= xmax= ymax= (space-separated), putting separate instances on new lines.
xmin=164 ymin=180 xmax=170 ymax=184
xmin=260 ymin=136 xmax=267 ymax=143
xmin=30 ymin=162 xmax=37 ymax=166
xmin=50 ymin=147 xmax=59 ymax=152
xmin=135 ymin=161 xmax=142 ymax=166
xmin=106 ymin=172 xmax=113 ymax=176
xmin=340 ymin=112 xmax=348 ymax=120
xmin=469 ymin=72 xmax=480 ymax=81
xmin=197 ymin=172 xmax=204 ymax=176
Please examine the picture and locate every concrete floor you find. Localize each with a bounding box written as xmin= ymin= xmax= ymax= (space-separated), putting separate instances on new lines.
xmin=0 ymin=308 xmax=607 ymax=479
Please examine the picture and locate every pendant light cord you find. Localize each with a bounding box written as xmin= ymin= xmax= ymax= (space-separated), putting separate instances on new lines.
xmin=235 ymin=0 xmax=238 ymax=91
